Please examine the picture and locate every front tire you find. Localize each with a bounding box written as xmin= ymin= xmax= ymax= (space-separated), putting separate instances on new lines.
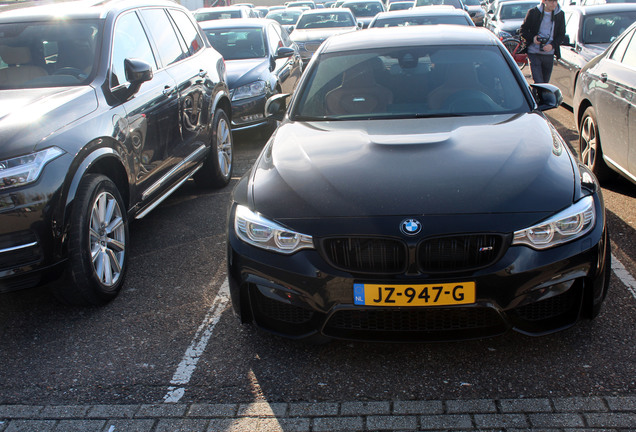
xmin=54 ymin=174 xmax=128 ymax=305
xmin=195 ymin=108 xmax=233 ymax=188
xmin=579 ymin=106 xmax=611 ymax=182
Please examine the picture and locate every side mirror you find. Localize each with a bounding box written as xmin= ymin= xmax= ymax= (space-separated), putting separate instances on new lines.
xmin=265 ymin=93 xmax=291 ymax=121
xmin=276 ymin=46 xmax=295 ymax=59
xmin=125 ymin=58 xmax=153 ymax=88
xmin=111 ymin=58 xmax=153 ymax=102
xmin=563 ymin=34 xmax=572 ymax=47
xmin=357 ymin=22 xmax=363 ymax=29
xmin=531 ymin=83 xmax=563 ymax=111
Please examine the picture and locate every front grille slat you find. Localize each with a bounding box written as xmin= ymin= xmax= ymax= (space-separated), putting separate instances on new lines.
xmin=322 ymin=238 xmax=407 ymax=274
xmin=418 ymin=234 xmax=504 ymax=273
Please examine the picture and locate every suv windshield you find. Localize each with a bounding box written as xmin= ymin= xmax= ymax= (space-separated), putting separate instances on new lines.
xmin=0 ymin=19 xmax=101 ymax=89
xmin=415 ymin=0 xmax=464 ymax=8
xmin=293 ymin=45 xmax=529 ymax=119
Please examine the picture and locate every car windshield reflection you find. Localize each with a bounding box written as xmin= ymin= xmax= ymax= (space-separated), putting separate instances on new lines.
xmin=293 ymin=45 xmax=529 ymax=120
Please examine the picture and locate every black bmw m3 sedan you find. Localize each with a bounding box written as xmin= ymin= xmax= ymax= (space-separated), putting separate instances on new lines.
xmin=227 ymin=26 xmax=611 ymax=343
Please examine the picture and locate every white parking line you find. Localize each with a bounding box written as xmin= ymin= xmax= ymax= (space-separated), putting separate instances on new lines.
xmin=612 ymin=254 xmax=636 ymax=301
xmin=163 ymin=278 xmax=230 ymax=403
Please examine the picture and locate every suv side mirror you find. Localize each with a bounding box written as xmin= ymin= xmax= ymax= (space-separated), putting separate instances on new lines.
xmin=265 ymin=93 xmax=291 ymax=121
xmin=562 ymin=34 xmax=572 ymax=47
xmin=531 ymin=83 xmax=563 ymax=111
xmin=112 ymin=58 xmax=153 ymax=102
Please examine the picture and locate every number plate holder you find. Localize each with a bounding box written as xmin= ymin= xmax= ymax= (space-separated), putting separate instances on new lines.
xmin=353 ymin=282 xmax=476 ymax=307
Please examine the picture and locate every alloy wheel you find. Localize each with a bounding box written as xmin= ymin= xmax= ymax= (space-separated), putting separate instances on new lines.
xmin=89 ymin=191 xmax=126 ymax=287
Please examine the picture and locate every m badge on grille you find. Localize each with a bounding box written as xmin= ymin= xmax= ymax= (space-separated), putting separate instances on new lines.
xmin=400 ymin=218 xmax=421 ymax=236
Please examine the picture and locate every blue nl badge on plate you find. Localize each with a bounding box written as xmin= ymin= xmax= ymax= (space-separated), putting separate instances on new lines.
xmin=354 ymin=283 xmax=365 ymax=305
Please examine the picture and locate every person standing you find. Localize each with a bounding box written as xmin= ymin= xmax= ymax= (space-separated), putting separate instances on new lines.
xmin=520 ymin=0 xmax=566 ymax=83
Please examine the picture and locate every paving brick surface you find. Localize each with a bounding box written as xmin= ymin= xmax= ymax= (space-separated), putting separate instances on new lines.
xmin=0 ymin=395 xmax=634 ymax=431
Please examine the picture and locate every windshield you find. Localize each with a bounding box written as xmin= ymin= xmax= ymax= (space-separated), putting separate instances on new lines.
xmin=499 ymin=3 xmax=536 ymax=20
xmin=582 ymin=12 xmax=636 ymax=44
xmin=343 ymin=2 xmax=384 ymax=17
xmin=195 ymin=10 xmax=242 ymax=20
xmin=292 ymin=45 xmax=529 ymax=120
xmin=415 ymin=0 xmax=463 ymax=8
xmin=372 ymin=15 xmax=471 ymax=26
xmin=0 ymin=19 xmax=100 ymax=89
xmin=204 ymin=28 xmax=266 ymax=59
xmin=266 ymin=10 xmax=303 ymax=25
xmin=296 ymin=12 xmax=356 ymax=28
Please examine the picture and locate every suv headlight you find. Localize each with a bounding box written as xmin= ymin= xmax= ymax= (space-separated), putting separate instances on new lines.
xmin=512 ymin=196 xmax=595 ymax=250
xmin=231 ymin=80 xmax=267 ymax=101
xmin=0 ymin=147 xmax=65 ymax=190
xmin=234 ymin=205 xmax=313 ymax=254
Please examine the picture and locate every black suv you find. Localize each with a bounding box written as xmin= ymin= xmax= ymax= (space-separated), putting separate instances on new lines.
xmin=0 ymin=0 xmax=233 ymax=304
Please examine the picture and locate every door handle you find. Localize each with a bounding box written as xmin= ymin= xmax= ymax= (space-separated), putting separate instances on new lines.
xmin=600 ymin=73 xmax=607 ymax=83
xmin=198 ymin=69 xmax=207 ymax=78
xmin=162 ymin=86 xmax=174 ymax=97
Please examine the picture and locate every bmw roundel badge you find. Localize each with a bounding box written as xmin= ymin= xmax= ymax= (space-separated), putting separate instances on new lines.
xmin=400 ymin=218 xmax=422 ymax=236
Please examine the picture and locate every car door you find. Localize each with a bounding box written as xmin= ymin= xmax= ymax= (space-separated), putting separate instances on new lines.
xmin=109 ymin=10 xmax=182 ymax=203
xmin=593 ymin=28 xmax=634 ymax=174
xmin=268 ymin=22 xmax=302 ymax=94
xmin=138 ymin=8 xmax=211 ymax=175
xmin=619 ymin=30 xmax=636 ymax=178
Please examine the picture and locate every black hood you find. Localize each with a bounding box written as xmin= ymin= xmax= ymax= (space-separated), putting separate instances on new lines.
xmin=226 ymin=58 xmax=269 ymax=90
xmin=0 ymin=87 xmax=98 ymax=159
xmin=249 ymin=113 xmax=576 ymax=219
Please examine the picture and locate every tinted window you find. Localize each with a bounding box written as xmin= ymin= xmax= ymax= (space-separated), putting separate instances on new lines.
xmin=266 ymin=10 xmax=303 ymax=25
xmin=140 ymin=9 xmax=186 ymax=66
xmin=170 ymin=9 xmax=205 ymax=55
xmin=296 ymin=12 xmax=356 ymax=28
xmin=499 ymin=3 xmax=536 ymax=20
xmin=610 ymin=27 xmax=634 ymax=61
xmin=0 ymin=19 xmax=100 ymax=89
xmin=343 ymin=2 xmax=384 ymax=17
xmin=372 ymin=15 xmax=471 ymax=27
xmin=195 ymin=11 xmax=242 ymax=20
xmin=204 ymin=28 xmax=266 ymax=59
xmin=294 ymin=46 xmax=528 ymax=119
xmin=622 ymin=30 xmax=636 ymax=67
xmin=581 ymin=12 xmax=636 ymax=44
xmin=111 ymin=12 xmax=156 ymax=88
xmin=415 ymin=0 xmax=463 ymax=8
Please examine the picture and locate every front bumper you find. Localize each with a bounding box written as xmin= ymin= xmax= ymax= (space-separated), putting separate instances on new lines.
xmin=227 ymin=201 xmax=610 ymax=342
xmin=0 ymin=156 xmax=69 ymax=293
xmin=230 ymin=93 xmax=271 ymax=131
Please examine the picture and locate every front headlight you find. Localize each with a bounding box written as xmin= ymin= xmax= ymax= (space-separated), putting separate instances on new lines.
xmin=234 ymin=205 xmax=313 ymax=254
xmin=231 ymin=80 xmax=267 ymax=101
xmin=512 ymin=196 xmax=595 ymax=250
xmin=0 ymin=147 xmax=65 ymax=190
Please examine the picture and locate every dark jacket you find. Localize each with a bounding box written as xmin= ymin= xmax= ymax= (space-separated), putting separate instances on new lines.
xmin=520 ymin=5 xmax=566 ymax=59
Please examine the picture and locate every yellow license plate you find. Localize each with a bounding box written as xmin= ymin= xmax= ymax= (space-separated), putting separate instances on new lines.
xmin=353 ymin=282 xmax=475 ymax=307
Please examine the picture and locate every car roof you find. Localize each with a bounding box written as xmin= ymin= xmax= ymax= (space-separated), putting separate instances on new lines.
xmin=341 ymin=0 xmax=384 ymax=4
xmin=199 ymin=17 xmax=275 ymax=29
xmin=0 ymin=0 xmax=183 ymax=22
xmin=566 ymin=3 xmax=636 ymax=14
xmin=376 ymin=6 xmax=468 ymax=18
xmin=322 ymin=25 xmax=497 ymax=52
